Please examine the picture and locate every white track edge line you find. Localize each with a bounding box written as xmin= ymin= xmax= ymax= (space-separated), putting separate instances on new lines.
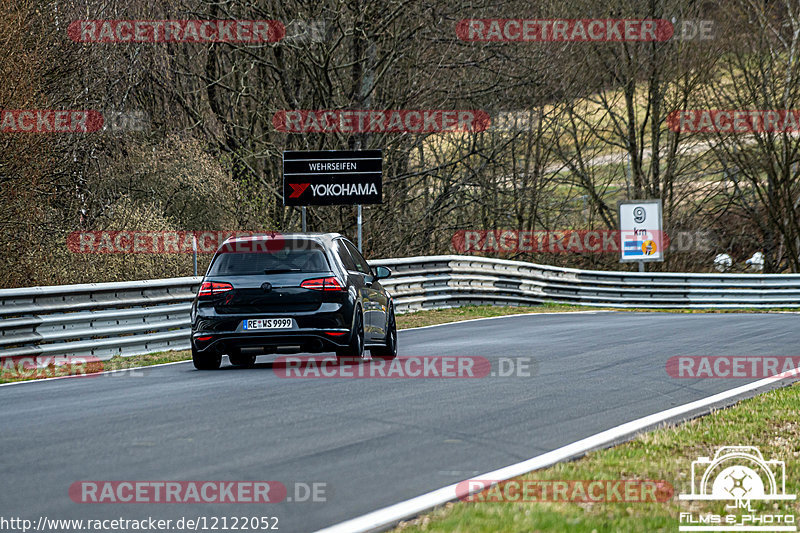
xmin=314 ymin=371 xmax=798 ymax=533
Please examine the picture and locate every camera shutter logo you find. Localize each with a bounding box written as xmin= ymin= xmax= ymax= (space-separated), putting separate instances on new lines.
xmin=679 ymin=446 xmax=796 ymax=532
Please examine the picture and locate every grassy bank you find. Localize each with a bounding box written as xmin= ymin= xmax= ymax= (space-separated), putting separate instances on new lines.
xmin=393 ymin=381 xmax=800 ymax=532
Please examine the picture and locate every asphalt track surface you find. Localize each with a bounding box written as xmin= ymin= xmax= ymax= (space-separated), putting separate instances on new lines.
xmin=2 ymin=311 xmax=799 ymax=532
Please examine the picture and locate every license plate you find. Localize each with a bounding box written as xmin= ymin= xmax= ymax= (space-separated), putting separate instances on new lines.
xmin=243 ymin=318 xmax=294 ymax=330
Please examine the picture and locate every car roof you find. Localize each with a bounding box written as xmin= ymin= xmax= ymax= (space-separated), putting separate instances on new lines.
xmin=221 ymin=232 xmax=344 ymax=245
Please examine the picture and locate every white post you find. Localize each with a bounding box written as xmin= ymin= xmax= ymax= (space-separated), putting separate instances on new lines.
xmin=357 ymin=204 xmax=363 ymax=252
xmin=192 ymin=235 xmax=198 ymax=276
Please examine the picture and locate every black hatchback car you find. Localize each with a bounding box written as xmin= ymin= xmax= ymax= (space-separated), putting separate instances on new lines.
xmin=190 ymin=233 xmax=397 ymax=369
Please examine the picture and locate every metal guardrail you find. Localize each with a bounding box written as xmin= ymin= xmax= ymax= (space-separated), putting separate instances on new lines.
xmin=0 ymin=278 xmax=200 ymax=361
xmin=1 ymin=255 xmax=799 ymax=362
xmin=372 ymin=256 xmax=800 ymax=311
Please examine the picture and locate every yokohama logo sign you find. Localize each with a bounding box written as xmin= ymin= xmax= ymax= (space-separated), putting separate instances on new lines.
xmin=283 ymin=150 xmax=383 ymax=206
xmin=303 ymin=183 xmax=378 ymax=197
xmin=285 ymin=181 xmax=381 ymax=204
xmin=288 ymin=183 xmax=310 ymax=198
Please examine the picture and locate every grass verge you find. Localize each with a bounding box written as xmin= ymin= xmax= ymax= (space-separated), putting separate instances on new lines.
xmin=393 ymin=381 xmax=800 ymax=532
xmin=395 ymin=302 xmax=589 ymax=329
xmin=0 ymin=350 xmax=191 ymax=384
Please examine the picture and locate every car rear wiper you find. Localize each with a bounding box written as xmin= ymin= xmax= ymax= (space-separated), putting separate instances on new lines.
xmin=264 ymin=268 xmax=302 ymax=274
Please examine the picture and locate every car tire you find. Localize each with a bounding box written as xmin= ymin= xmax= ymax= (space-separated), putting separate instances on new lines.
xmin=192 ymin=341 xmax=221 ymax=370
xmin=228 ymin=350 xmax=257 ymax=368
xmin=370 ymin=306 xmax=397 ymax=359
xmin=336 ymin=310 xmax=366 ymax=360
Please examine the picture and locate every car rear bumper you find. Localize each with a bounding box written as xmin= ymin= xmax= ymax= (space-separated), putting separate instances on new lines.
xmin=191 ymin=303 xmax=353 ymax=355
xmin=192 ymin=329 xmax=350 ymax=355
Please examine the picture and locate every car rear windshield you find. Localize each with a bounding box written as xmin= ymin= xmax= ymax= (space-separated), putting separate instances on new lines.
xmin=207 ymin=239 xmax=331 ymax=276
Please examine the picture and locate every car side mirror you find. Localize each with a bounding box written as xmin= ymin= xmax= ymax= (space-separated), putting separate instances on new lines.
xmin=374 ymin=266 xmax=392 ymax=279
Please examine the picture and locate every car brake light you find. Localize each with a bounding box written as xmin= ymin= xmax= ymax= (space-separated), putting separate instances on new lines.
xmin=300 ymin=277 xmax=344 ymax=291
xmin=196 ymin=336 xmax=213 ymax=341
xmin=324 ymin=331 xmax=347 ymax=336
xmin=198 ymin=281 xmax=233 ymax=296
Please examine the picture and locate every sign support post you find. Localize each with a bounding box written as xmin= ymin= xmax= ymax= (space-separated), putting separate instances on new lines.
xmin=357 ymin=205 xmax=363 ymax=252
xmin=301 ymin=206 xmax=307 ymax=232
xmin=192 ymin=235 xmax=198 ymax=276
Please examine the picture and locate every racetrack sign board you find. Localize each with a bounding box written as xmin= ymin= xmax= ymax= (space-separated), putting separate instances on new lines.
xmin=619 ymin=199 xmax=664 ymax=262
xmin=283 ymin=150 xmax=383 ymax=206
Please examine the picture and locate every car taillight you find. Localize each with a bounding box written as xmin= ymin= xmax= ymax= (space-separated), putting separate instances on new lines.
xmin=198 ymin=281 xmax=233 ymax=297
xmin=300 ymin=277 xmax=344 ymax=291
